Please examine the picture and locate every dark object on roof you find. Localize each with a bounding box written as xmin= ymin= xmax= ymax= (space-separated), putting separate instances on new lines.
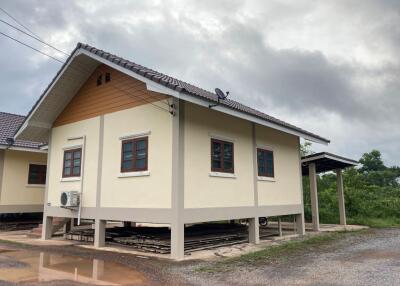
xmin=0 ymin=112 xmax=42 ymax=149
xmin=301 ymin=152 xmax=358 ymax=175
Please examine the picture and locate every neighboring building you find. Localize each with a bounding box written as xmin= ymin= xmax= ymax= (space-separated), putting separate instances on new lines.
xmin=15 ymin=43 xmax=330 ymax=259
xmin=0 ymin=112 xmax=47 ymax=215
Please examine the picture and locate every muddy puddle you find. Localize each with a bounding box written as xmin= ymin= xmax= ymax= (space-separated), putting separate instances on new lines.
xmin=0 ymin=248 xmax=153 ymax=285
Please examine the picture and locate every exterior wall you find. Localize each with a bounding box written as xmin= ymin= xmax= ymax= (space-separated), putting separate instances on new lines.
xmin=47 ymin=103 xmax=172 ymax=209
xmin=100 ymin=104 xmax=173 ymax=208
xmin=184 ymin=103 xmax=255 ymax=208
xmin=48 ymin=117 xmax=100 ymax=207
xmin=0 ymin=149 xmax=47 ymax=209
xmin=183 ymin=102 xmax=302 ymax=209
xmin=255 ymin=125 xmax=302 ymax=206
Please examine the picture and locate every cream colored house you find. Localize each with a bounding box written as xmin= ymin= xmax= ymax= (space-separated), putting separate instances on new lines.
xmin=15 ymin=43 xmax=330 ymax=259
xmin=0 ymin=112 xmax=47 ymax=215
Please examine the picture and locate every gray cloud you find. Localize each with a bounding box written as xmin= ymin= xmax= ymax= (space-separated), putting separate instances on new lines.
xmin=0 ymin=0 xmax=399 ymax=165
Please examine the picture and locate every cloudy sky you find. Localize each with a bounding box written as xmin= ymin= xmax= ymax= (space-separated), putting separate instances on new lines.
xmin=0 ymin=0 xmax=399 ymax=165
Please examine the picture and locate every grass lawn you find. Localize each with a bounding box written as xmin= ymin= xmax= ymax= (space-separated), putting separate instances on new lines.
xmin=347 ymin=217 xmax=400 ymax=228
xmin=196 ymin=230 xmax=367 ymax=273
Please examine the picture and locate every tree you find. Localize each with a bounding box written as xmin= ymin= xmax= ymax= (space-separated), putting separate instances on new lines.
xmin=300 ymin=141 xmax=313 ymax=156
xmin=359 ymin=150 xmax=386 ymax=173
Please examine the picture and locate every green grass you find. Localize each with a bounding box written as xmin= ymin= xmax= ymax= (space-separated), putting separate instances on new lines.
xmin=196 ymin=231 xmax=362 ymax=273
xmin=0 ymin=238 xmax=25 ymax=246
xmin=347 ymin=217 xmax=400 ymax=228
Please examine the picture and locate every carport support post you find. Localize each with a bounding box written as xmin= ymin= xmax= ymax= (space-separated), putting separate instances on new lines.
xmin=309 ymin=163 xmax=320 ymax=231
xmin=42 ymin=216 xmax=53 ymax=240
xmin=336 ymin=169 xmax=347 ymax=226
xmin=94 ymin=219 xmax=106 ymax=247
xmin=248 ymin=217 xmax=260 ymax=244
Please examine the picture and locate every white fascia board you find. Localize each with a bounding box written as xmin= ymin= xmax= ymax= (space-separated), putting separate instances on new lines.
xmin=0 ymin=145 xmax=47 ymax=153
xmin=14 ymin=49 xmax=83 ymax=140
xmin=83 ymin=49 xmax=328 ymax=144
xmin=301 ymin=154 xmax=358 ymax=166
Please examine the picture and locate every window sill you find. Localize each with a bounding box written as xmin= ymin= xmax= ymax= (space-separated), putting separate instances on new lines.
xmin=258 ymin=176 xmax=276 ymax=182
xmin=60 ymin=177 xmax=81 ymax=182
xmin=26 ymin=184 xmax=45 ymax=188
xmin=209 ymin=172 xmax=236 ymax=178
xmin=118 ymin=171 xmax=150 ymax=178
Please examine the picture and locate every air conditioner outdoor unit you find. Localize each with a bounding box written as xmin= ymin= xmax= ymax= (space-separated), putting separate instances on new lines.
xmin=60 ymin=191 xmax=80 ymax=208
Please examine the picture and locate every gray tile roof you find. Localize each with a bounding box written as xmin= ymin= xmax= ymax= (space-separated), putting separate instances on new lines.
xmin=0 ymin=112 xmax=42 ymax=149
xmin=17 ymin=42 xmax=329 ymax=144
xmin=77 ymin=43 xmax=329 ymax=143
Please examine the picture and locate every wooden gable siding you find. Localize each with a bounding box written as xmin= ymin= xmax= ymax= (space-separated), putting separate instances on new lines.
xmin=53 ymin=64 xmax=169 ymax=127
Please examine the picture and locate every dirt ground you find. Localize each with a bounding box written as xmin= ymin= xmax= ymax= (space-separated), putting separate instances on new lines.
xmin=0 ymin=228 xmax=399 ymax=285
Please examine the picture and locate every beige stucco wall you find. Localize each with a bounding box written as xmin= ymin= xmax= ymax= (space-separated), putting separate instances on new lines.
xmin=0 ymin=149 xmax=47 ymax=206
xmin=256 ymin=125 xmax=302 ymax=206
xmin=48 ymin=117 xmax=100 ymax=207
xmin=183 ymin=102 xmax=302 ymax=209
xmin=48 ymin=103 xmax=172 ymax=209
xmin=184 ymin=103 xmax=255 ymax=208
xmin=101 ymin=104 xmax=172 ymax=208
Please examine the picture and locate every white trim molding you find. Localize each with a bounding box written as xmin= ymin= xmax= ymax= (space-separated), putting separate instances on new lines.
xmin=119 ymin=130 xmax=151 ymax=141
xmin=208 ymin=133 xmax=235 ymax=143
xmin=256 ymin=144 xmax=275 ymax=151
xmin=26 ymin=184 xmax=46 ymax=188
xmin=118 ymin=170 xmax=150 ymax=178
xmin=209 ymin=172 xmax=236 ymax=178
xmin=62 ymin=144 xmax=83 ymax=151
xmin=60 ymin=177 xmax=81 ymax=182
xmin=257 ymin=176 xmax=276 ymax=182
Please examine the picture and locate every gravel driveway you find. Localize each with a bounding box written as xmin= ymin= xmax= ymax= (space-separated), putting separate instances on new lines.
xmin=178 ymin=228 xmax=400 ymax=286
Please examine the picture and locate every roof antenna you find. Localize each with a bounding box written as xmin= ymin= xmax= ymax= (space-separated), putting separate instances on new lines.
xmin=209 ymin=88 xmax=229 ymax=108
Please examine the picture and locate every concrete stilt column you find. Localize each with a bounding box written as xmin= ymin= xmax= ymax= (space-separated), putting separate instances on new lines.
xmin=170 ymin=222 xmax=185 ymax=260
xmin=336 ymin=169 xmax=347 ymax=226
xmin=94 ymin=219 xmax=106 ymax=248
xmin=92 ymin=259 xmax=105 ymax=280
xmin=248 ymin=217 xmax=260 ymax=244
xmin=295 ymin=213 xmax=306 ymax=235
xmin=309 ymin=163 xmax=320 ymax=231
xmin=63 ymin=219 xmax=72 ymax=234
xmin=39 ymin=252 xmax=50 ymax=267
xmin=278 ymin=218 xmax=283 ymax=237
xmin=42 ymin=216 xmax=53 ymax=240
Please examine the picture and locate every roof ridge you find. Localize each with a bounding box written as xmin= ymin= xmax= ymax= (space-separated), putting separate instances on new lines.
xmin=0 ymin=111 xmax=25 ymax=118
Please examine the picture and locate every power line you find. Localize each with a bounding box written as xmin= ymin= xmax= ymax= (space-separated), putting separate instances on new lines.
xmin=0 ymin=12 xmax=172 ymax=112
xmin=0 ymin=7 xmax=41 ymax=40
xmin=0 ymin=31 xmax=171 ymax=112
xmin=0 ymin=31 xmax=64 ymax=63
xmin=0 ymin=19 xmax=69 ymax=56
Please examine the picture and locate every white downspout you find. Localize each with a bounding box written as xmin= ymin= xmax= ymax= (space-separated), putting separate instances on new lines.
xmin=68 ymin=135 xmax=86 ymax=225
